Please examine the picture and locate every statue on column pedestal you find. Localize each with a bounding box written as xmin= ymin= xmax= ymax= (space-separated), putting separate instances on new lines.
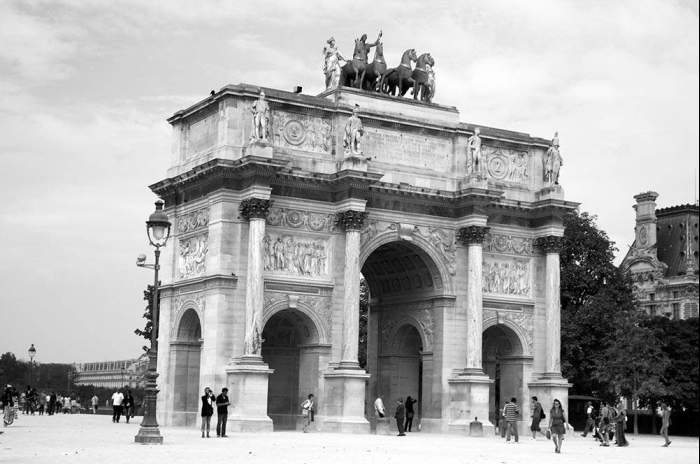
xmin=544 ymin=132 xmax=563 ymax=185
xmin=343 ymin=104 xmax=365 ymax=157
xmin=250 ymin=91 xmax=270 ymax=142
xmin=467 ymin=128 xmax=484 ymax=178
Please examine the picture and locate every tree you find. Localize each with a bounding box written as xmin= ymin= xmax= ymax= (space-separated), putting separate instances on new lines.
xmin=134 ymin=284 xmax=157 ymax=352
xmin=594 ymin=311 xmax=669 ymax=434
xmin=642 ymin=316 xmax=699 ymax=411
xmin=560 ymin=211 xmax=639 ymax=397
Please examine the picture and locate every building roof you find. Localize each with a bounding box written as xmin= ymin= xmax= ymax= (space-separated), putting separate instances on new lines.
xmin=656 ymin=203 xmax=699 ymax=277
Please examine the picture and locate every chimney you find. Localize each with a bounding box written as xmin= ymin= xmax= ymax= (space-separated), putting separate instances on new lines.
xmin=632 ymin=191 xmax=659 ymax=248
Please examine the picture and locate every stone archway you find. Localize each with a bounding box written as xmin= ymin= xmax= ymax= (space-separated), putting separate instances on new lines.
xmin=482 ymin=324 xmax=525 ymax=430
xmin=262 ymin=308 xmax=320 ymax=430
xmin=171 ymin=308 xmax=202 ymax=426
xmin=362 ymin=240 xmax=444 ymax=427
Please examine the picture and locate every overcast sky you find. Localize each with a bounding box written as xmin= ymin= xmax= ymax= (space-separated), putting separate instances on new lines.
xmin=1 ymin=0 xmax=698 ymax=363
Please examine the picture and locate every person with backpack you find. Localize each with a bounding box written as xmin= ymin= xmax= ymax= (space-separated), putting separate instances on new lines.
xmin=582 ymin=401 xmax=596 ymax=437
xmin=598 ymin=401 xmax=611 ymax=446
xmin=530 ymin=396 xmax=545 ymax=439
xmin=301 ymin=394 xmax=314 ymax=433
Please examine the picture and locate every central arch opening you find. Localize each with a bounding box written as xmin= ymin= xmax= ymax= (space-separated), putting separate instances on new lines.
xmin=361 ymin=240 xmax=443 ymax=427
xmin=262 ymin=309 xmax=319 ymax=430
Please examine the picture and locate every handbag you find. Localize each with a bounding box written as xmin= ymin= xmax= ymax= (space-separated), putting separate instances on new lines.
xmin=545 ymin=429 xmax=551 ymax=439
xmin=540 ymin=410 xmax=546 ymax=420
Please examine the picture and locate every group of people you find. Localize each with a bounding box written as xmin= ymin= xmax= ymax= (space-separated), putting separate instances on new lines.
xmin=200 ymin=387 xmax=231 ymax=438
xmin=109 ymin=388 xmax=135 ymax=423
xmin=374 ymin=395 xmax=419 ymax=436
xmin=496 ymin=396 xmax=571 ymax=453
xmin=2 ymin=384 xmax=83 ymax=418
xmin=580 ymin=400 xmax=629 ymax=447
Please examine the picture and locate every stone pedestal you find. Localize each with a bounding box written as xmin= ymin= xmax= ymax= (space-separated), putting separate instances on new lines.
xmin=245 ymin=140 xmax=273 ymax=158
xmin=447 ymin=374 xmax=494 ymax=435
xmin=339 ymin=154 xmax=369 ymax=172
xmin=464 ymin=173 xmax=488 ymax=188
xmin=375 ymin=417 xmax=394 ymax=435
xmin=322 ymin=369 xmax=370 ymax=433
xmin=225 ymin=356 xmax=274 ymax=432
xmin=536 ymin=185 xmax=564 ymax=200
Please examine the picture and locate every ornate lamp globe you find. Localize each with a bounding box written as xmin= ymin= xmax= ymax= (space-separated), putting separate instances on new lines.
xmin=146 ymin=200 xmax=171 ymax=247
xmin=28 ymin=344 xmax=36 ymax=361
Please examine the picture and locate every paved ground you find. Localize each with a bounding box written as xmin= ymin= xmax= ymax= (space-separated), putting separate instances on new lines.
xmin=1 ymin=414 xmax=697 ymax=464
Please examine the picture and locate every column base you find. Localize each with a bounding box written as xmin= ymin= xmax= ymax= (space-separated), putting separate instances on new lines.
xmin=447 ymin=371 xmax=494 ymax=435
xmin=322 ymin=368 xmax=370 ymax=434
xmin=528 ymin=374 xmax=571 ymax=415
xmin=225 ymin=356 xmax=274 ymax=432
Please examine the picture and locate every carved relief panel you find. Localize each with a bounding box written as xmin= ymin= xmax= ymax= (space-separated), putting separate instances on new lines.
xmin=266 ymin=207 xmax=336 ymax=232
xmin=272 ymin=112 xmax=332 ymax=153
xmin=482 ymin=146 xmax=529 ymax=184
xmin=263 ymin=233 xmax=329 ymax=278
xmin=178 ymin=234 xmax=208 ymax=279
xmin=482 ymin=256 xmax=531 ymax=297
xmin=177 ymin=207 xmax=210 ymax=234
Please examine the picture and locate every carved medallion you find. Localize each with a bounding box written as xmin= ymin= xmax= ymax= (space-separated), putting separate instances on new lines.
xmin=487 ymin=154 xmax=509 ymax=180
xmin=282 ymin=120 xmax=306 ymax=146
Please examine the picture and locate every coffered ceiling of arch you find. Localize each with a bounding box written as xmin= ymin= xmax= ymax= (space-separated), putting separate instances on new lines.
xmin=361 ymin=242 xmax=440 ymax=297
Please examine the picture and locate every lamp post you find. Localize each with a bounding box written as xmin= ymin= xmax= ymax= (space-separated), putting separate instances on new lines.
xmin=28 ymin=344 xmax=36 ymax=386
xmin=134 ymin=200 xmax=171 ymax=445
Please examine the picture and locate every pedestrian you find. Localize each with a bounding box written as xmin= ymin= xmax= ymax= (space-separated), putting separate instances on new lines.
xmin=200 ymin=387 xmax=215 ymax=438
xmin=123 ymin=390 xmax=134 ymax=423
xmin=530 ymin=396 xmax=545 ymax=439
xmin=374 ymin=394 xmax=385 ymax=418
xmin=503 ymin=397 xmax=520 ymax=443
xmin=2 ymin=385 xmax=14 ymax=425
xmin=62 ymin=395 xmax=71 ymax=414
xmin=598 ymin=401 xmax=611 ymax=446
xmin=660 ymin=402 xmax=672 ymax=447
xmin=404 ymin=396 xmax=418 ymax=432
xmin=215 ymin=387 xmax=230 ymax=437
xmin=91 ymin=394 xmax=99 ymax=414
xmin=301 ymin=394 xmax=314 ymax=433
xmin=547 ymin=398 xmax=570 ymax=454
xmin=394 ymin=398 xmax=406 ymax=436
xmin=111 ymin=389 xmax=124 ymax=423
xmin=614 ymin=401 xmax=628 ymax=446
xmin=38 ymin=393 xmax=46 ymax=415
xmin=581 ymin=401 xmax=595 ymax=437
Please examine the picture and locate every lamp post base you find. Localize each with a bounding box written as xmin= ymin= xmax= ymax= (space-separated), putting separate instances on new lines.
xmin=134 ymin=426 xmax=163 ymax=444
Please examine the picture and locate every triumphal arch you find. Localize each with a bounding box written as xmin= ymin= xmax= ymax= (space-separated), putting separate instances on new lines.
xmin=151 ymin=67 xmax=576 ymax=434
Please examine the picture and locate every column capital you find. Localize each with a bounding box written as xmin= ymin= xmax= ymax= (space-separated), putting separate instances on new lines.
xmin=458 ymin=225 xmax=490 ymax=245
xmin=335 ymin=210 xmax=368 ymax=231
xmin=239 ymin=198 xmax=272 ymax=221
xmin=535 ymin=235 xmax=564 ymax=254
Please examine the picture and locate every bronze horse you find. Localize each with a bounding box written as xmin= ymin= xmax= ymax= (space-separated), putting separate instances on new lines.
xmin=411 ymin=53 xmax=435 ymax=103
xmin=380 ymin=48 xmax=418 ymax=97
xmin=361 ymin=42 xmax=387 ymax=91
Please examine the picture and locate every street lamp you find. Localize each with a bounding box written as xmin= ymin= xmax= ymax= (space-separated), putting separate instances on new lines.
xmin=134 ymin=200 xmax=171 ymax=445
xmin=28 ymin=344 xmax=36 ymax=386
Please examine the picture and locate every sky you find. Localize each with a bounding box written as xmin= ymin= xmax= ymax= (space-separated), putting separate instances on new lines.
xmin=0 ymin=0 xmax=698 ymax=363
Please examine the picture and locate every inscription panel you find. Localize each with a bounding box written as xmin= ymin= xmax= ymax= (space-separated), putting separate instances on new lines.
xmin=364 ymin=127 xmax=451 ymax=172
xmin=187 ymin=112 xmax=217 ymax=157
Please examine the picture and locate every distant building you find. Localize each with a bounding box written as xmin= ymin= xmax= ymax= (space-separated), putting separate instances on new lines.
xmin=73 ymin=353 xmax=148 ymax=389
xmin=621 ymin=192 xmax=699 ymax=319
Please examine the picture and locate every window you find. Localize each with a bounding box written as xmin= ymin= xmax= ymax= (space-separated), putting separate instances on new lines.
xmin=649 ymin=293 xmax=655 ymax=301
xmin=649 ymin=305 xmax=657 ymax=315
xmin=673 ymin=303 xmax=680 ymax=320
xmin=673 ymin=291 xmax=679 ymax=299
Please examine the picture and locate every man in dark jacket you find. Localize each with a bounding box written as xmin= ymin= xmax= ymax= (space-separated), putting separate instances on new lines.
xmin=215 ymin=388 xmax=230 ymax=438
xmin=394 ymin=398 xmax=406 ymax=436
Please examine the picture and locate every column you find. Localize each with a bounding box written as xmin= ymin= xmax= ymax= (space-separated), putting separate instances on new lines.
xmin=225 ymin=197 xmax=274 ymax=432
xmin=536 ymin=235 xmax=563 ymax=375
xmin=458 ymin=225 xmax=489 ymax=373
xmin=447 ymin=225 xmax=493 ymax=434
xmin=239 ymin=198 xmax=271 ymax=357
xmin=336 ymin=210 xmax=366 ymax=368
xmin=321 ymin=209 xmax=370 ymax=433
